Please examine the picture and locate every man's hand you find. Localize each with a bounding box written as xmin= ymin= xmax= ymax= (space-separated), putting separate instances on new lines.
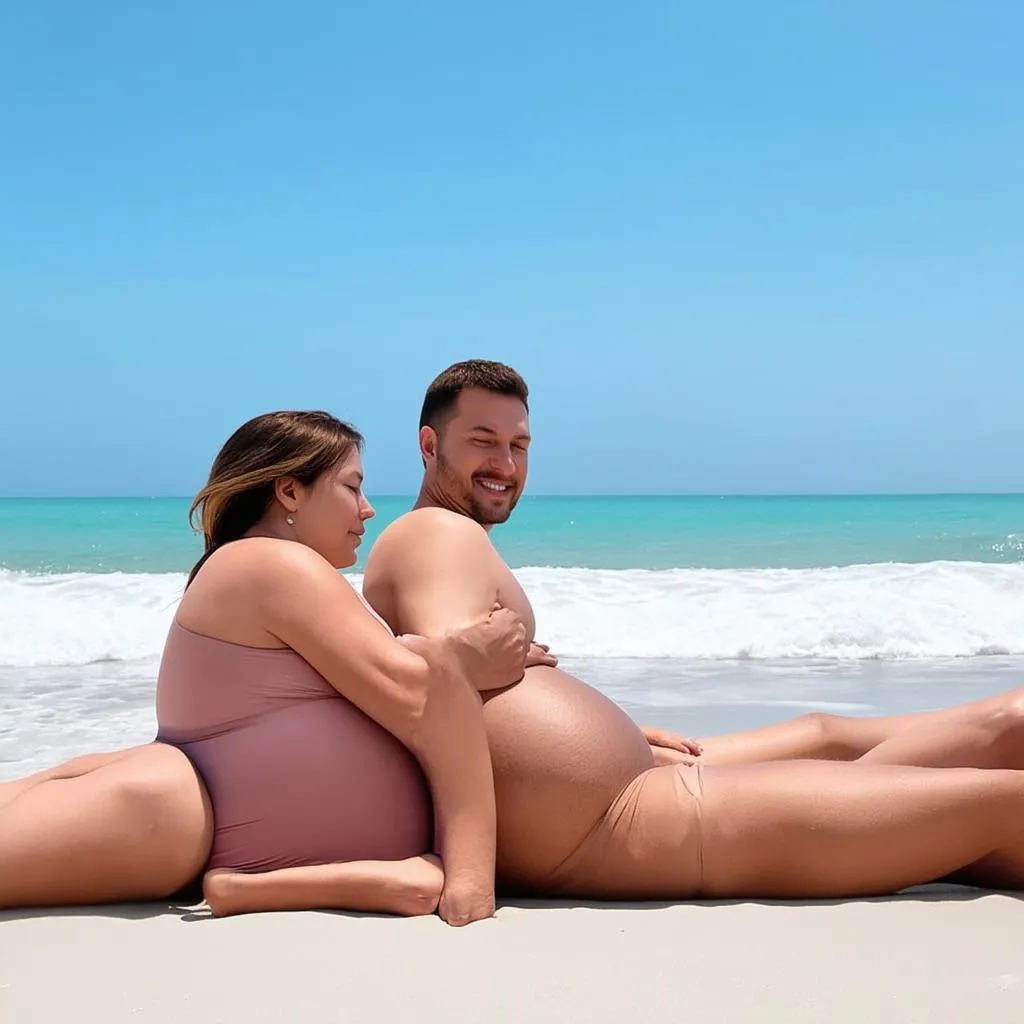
xmin=525 ymin=641 xmax=558 ymax=668
xmin=642 ymin=726 xmax=703 ymax=767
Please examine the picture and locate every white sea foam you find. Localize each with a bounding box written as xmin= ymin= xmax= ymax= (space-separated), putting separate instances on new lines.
xmin=0 ymin=570 xmax=186 ymax=668
xmin=522 ymin=562 xmax=1024 ymax=660
xmin=1 ymin=561 xmax=1023 ymax=667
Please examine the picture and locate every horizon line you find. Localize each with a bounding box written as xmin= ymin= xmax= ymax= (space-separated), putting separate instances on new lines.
xmin=3 ymin=492 xmax=1023 ymax=501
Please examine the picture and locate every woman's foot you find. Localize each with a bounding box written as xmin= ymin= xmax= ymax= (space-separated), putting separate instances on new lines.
xmin=203 ymin=854 xmax=445 ymax=919
xmin=376 ymin=854 xmax=444 ymax=916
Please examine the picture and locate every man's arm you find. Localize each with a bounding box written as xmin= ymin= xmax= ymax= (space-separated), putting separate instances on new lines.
xmin=365 ymin=510 xmax=506 ymax=639
xmin=366 ymin=511 xmax=695 ymax=766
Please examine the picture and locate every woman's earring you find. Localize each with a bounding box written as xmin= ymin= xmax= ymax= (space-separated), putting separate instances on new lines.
xmin=286 ymin=516 xmax=294 ymax=526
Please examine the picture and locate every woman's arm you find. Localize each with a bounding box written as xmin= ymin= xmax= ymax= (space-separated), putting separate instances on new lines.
xmin=252 ymin=541 xmax=525 ymax=925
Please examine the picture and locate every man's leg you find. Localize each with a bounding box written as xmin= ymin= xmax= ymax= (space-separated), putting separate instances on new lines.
xmin=697 ymin=686 xmax=1024 ymax=766
xmin=547 ymin=760 xmax=1024 ymax=900
xmin=698 ymin=760 xmax=1024 ymax=898
xmin=858 ymin=690 xmax=1024 ymax=768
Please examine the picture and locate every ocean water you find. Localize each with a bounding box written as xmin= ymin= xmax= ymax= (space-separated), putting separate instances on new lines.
xmin=2 ymin=494 xmax=1024 ymax=777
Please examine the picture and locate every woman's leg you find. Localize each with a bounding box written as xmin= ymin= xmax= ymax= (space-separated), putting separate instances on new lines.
xmin=698 ymin=760 xmax=1024 ymax=899
xmin=0 ymin=743 xmax=213 ymax=908
xmin=0 ymin=747 xmax=153 ymax=811
xmin=203 ymin=855 xmax=444 ymax=918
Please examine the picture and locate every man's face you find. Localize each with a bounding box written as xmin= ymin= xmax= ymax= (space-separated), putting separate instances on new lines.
xmin=425 ymin=388 xmax=530 ymax=525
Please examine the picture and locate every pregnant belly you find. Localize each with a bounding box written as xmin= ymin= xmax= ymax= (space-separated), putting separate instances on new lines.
xmin=481 ymin=665 xmax=654 ymax=890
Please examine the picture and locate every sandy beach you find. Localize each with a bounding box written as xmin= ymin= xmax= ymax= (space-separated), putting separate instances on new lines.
xmin=3 ymin=885 xmax=1023 ymax=1023
xmin=6 ymin=663 xmax=1024 ymax=1022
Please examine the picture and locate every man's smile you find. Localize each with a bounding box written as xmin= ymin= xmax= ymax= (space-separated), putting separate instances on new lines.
xmin=475 ymin=477 xmax=515 ymax=495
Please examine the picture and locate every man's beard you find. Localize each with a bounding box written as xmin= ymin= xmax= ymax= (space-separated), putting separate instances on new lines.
xmin=436 ymin=449 xmax=518 ymax=525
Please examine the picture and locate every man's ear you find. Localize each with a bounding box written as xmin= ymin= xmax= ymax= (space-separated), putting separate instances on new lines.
xmin=419 ymin=425 xmax=438 ymax=463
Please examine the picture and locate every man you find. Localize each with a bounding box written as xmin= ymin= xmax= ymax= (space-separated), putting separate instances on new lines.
xmin=363 ymin=358 xmax=1024 ymax=772
xmin=359 ymin=359 xmax=1024 ymax=909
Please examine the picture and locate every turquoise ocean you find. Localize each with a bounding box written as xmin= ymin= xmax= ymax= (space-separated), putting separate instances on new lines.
xmin=3 ymin=495 xmax=1024 ymax=777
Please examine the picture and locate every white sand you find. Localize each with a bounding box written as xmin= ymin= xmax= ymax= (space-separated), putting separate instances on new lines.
xmin=3 ymin=887 xmax=1023 ymax=1023
xmin=5 ymin=665 xmax=1024 ymax=1020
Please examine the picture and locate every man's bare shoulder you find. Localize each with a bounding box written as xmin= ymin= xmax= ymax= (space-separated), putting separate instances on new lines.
xmin=365 ymin=509 xmax=501 ymax=601
xmin=374 ymin=507 xmax=492 ymax=553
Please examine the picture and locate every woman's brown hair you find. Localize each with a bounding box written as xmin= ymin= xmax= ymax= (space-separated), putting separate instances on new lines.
xmin=186 ymin=411 xmax=364 ymax=586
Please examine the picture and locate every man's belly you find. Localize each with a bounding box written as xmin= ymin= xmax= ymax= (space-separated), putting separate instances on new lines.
xmin=481 ymin=665 xmax=654 ymax=891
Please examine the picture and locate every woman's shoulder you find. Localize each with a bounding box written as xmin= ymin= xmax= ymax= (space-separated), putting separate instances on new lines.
xmin=180 ymin=538 xmax=358 ymax=641
xmin=194 ymin=537 xmax=341 ymax=594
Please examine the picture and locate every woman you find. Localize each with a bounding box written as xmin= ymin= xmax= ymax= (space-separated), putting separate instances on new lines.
xmin=2 ymin=410 xmax=530 ymax=926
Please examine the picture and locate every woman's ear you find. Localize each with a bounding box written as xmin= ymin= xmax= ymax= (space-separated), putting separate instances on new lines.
xmin=273 ymin=476 xmax=300 ymax=513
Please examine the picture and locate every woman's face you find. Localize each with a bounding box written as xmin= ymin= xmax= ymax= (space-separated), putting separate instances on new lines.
xmin=289 ymin=449 xmax=375 ymax=568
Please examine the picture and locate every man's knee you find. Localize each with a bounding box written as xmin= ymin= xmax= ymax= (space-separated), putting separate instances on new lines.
xmin=987 ymin=690 xmax=1024 ymax=743
xmin=795 ymin=712 xmax=863 ymax=760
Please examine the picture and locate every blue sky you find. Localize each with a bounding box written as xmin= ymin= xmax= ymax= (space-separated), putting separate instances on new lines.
xmin=2 ymin=2 xmax=1021 ymax=497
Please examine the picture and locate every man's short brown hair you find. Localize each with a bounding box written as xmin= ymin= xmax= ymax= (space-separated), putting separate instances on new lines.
xmin=419 ymin=359 xmax=529 ymax=432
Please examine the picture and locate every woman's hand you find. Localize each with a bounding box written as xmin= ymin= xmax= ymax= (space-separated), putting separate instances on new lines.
xmin=442 ymin=604 xmax=529 ymax=691
xmin=437 ymin=878 xmax=495 ymax=927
